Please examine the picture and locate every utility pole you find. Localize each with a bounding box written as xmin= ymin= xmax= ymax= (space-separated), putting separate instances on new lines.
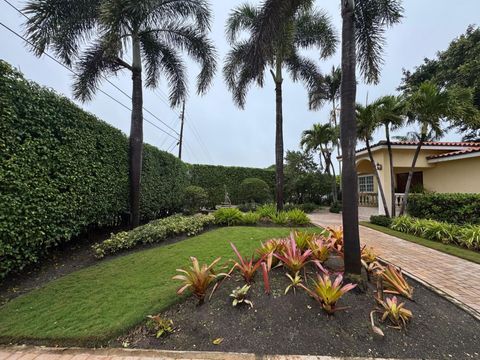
xmin=178 ymin=99 xmax=185 ymax=159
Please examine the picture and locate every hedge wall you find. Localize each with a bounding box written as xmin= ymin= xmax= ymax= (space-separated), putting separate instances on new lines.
xmin=189 ymin=164 xmax=275 ymax=206
xmin=407 ymin=193 xmax=480 ymax=225
xmin=0 ymin=61 xmax=187 ymax=278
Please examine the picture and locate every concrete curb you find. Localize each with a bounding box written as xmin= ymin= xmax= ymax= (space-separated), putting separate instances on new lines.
xmin=0 ymin=345 xmax=421 ymax=360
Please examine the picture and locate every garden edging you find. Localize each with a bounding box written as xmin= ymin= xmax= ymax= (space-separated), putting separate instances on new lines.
xmin=0 ymin=345 xmax=421 ymax=360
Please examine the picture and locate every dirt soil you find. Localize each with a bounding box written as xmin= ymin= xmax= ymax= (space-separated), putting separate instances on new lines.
xmin=118 ymin=265 xmax=480 ymax=359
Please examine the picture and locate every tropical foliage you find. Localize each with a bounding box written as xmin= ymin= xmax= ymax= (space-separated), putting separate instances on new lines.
xmin=92 ymin=214 xmax=215 ymax=258
xmin=23 ymin=0 xmax=217 ymax=227
xmin=223 ymin=1 xmax=337 ymax=210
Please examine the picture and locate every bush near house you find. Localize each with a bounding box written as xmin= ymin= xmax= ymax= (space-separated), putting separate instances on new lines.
xmin=213 ymin=207 xmax=310 ymax=227
xmin=189 ymin=164 xmax=275 ymax=207
xmin=407 ymin=193 xmax=480 ymax=225
xmin=370 ymin=215 xmax=393 ymax=228
xmin=0 ymin=61 xmax=188 ymax=279
xmin=391 ymin=216 xmax=480 ymax=251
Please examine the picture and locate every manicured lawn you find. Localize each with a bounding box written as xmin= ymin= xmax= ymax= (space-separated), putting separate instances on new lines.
xmin=360 ymin=222 xmax=480 ymax=264
xmin=0 ymin=226 xmax=320 ymax=345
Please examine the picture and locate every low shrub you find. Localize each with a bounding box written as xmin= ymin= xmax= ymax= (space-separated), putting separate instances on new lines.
xmin=390 ymin=215 xmax=480 ymax=251
xmin=299 ymin=203 xmax=318 ymax=213
xmin=407 ymin=193 xmax=480 ymax=225
xmin=256 ymin=204 xmax=277 ymax=220
xmin=272 ymin=211 xmax=289 ymax=225
xmin=183 ymin=186 xmax=208 ymax=214
xmin=213 ymin=208 xmax=244 ymax=226
xmin=242 ymin=212 xmax=261 ymax=225
xmin=238 ymin=178 xmax=272 ymax=204
xmin=238 ymin=202 xmax=257 ymax=212
xmin=285 ymin=209 xmax=310 ymax=226
xmin=370 ymin=215 xmax=393 ymax=228
xmin=92 ymin=214 xmax=215 ymax=258
xmin=329 ymin=202 xmax=342 ymax=213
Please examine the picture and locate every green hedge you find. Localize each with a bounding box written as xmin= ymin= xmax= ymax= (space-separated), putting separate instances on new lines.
xmin=0 ymin=61 xmax=187 ymax=278
xmin=189 ymin=164 xmax=275 ymax=207
xmin=407 ymin=193 xmax=480 ymax=224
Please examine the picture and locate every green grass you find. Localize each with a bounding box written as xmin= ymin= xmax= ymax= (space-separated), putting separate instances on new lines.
xmin=0 ymin=226 xmax=319 ymax=345
xmin=360 ymin=222 xmax=480 ymax=264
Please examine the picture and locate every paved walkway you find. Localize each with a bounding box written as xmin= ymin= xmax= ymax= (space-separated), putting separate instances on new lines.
xmin=309 ymin=211 xmax=480 ymax=318
xmin=0 ymin=346 xmax=411 ymax=360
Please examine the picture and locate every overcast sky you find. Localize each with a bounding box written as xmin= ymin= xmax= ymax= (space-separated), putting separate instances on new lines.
xmin=1 ymin=0 xmax=479 ymax=168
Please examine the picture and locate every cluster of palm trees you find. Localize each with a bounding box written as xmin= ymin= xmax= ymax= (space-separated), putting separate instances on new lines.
xmin=23 ymin=0 xmax=408 ymax=276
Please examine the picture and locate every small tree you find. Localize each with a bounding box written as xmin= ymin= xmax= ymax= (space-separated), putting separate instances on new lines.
xmin=183 ymin=186 xmax=208 ymax=214
xmin=238 ymin=178 xmax=272 ymax=205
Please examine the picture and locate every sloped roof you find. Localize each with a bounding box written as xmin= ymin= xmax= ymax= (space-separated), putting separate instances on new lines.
xmin=427 ymin=147 xmax=480 ymax=160
xmin=355 ymin=140 xmax=479 ymax=154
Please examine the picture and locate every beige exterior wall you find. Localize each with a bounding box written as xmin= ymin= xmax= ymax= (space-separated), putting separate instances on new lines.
xmin=423 ymin=157 xmax=480 ymax=193
xmin=355 ymin=146 xmax=480 ymax=215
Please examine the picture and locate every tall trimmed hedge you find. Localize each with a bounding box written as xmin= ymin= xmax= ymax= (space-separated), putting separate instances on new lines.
xmin=189 ymin=164 xmax=275 ymax=206
xmin=0 ymin=61 xmax=187 ymax=278
xmin=407 ymin=193 xmax=480 ymax=225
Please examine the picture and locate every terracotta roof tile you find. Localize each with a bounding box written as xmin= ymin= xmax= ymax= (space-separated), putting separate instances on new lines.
xmin=426 ymin=147 xmax=480 ymax=160
xmin=355 ymin=140 xmax=480 ymax=154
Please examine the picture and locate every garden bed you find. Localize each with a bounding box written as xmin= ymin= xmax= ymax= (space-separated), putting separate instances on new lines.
xmin=118 ymin=265 xmax=480 ymax=359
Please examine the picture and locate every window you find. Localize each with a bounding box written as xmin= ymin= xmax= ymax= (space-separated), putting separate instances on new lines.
xmin=358 ymin=175 xmax=374 ymax=193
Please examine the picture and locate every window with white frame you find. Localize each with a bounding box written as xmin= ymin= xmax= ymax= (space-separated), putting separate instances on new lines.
xmin=358 ymin=175 xmax=374 ymax=193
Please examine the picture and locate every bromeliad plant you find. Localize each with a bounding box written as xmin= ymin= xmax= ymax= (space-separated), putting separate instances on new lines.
xmin=230 ymin=284 xmax=254 ymax=308
xmin=173 ymin=257 xmax=227 ymax=305
xmin=308 ymin=237 xmax=330 ymax=263
xmin=274 ymin=233 xmax=312 ymax=273
xmin=378 ymin=296 xmax=413 ymax=328
xmin=256 ymin=238 xmax=285 ymax=270
xmin=230 ymin=243 xmax=268 ymax=287
xmin=326 ymin=226 xmax=344 ymax=256
xmin=284 ymin=271 xmax=303 ymax=295
xmin=293 ymin=230 xmax=314 ymax=250
xmin=146 ymin=315 xmax=174 ymax=338
xmin=300 ymin=273 xmax=356 ymax=314
xmin=378 ymin=264 xmax=413 ymax=300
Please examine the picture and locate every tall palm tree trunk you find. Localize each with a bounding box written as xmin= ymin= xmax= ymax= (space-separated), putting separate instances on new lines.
xmin=340 ymin=0 xmax=361 ymax=276
xmin=129 ymin=34 xmax=143 ymax=228
xmin=385 ymin=126 xmax=396 ymax=217
xmin=366 ymin=138 xmax=390 ymax=217
xmin=399 ymin=138 xmax=424 ymax=215
xmin=329 ymin=153 xmax=338 ymax=203
xmin=274 ymin=59 xmax=284 ymax=211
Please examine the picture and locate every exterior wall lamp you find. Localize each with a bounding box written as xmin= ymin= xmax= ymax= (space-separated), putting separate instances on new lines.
xmin=376 ymin=162 xmax=383 ymax=171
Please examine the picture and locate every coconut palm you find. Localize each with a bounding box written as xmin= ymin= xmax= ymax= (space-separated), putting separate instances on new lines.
xmin=223 ymin=2 xmax=337 ymax=211
xmin=399 ymin=82 xmax=477 ymax=215
xmin=23 ymin=0 xmax=217 ymax=227
xmin=234 ymin=0 xmax=403 ymax=275
xmin=375 ymin=95 xmax=405 ymax=217
xmin=356 ymin=102 xmax=390 ymax=217
xmin=300 ymin=123 xmax=338 ymax=201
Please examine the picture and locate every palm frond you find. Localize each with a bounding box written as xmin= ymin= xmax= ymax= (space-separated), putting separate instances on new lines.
xmin=355 ymin=0 xmax=403 ymax=84
xmin=225 ymin=3 xmax=259 ymax=44
xmin=72 ymin=39 xmax=122 ymax=102
xmin=284 ymin=51 xmax=320 ymax=90
xmin=23 ymin=0 xmax=101 ymax=65
xmin=294 ymin=8 xmax=337 ymax=58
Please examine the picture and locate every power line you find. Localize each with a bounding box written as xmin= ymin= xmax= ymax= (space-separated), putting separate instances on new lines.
xmin=1 ymin=0 xmax=180 ymax=138
xmin=0 ymin=20 xmax=180 ymax=142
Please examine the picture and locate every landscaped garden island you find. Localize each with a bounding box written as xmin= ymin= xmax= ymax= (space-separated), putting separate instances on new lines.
xmin=2 ymin=0 xmax=480 ymax=358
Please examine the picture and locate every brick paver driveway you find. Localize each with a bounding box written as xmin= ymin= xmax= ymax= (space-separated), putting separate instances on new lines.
xmin=309 ymin=211 xmax=480 ymax=318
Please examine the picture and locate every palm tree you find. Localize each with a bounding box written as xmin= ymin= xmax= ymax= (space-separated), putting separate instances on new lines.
xmin=399 ymin=82 xmax=477 ymax=215
xmin=375 ymin=95 xmax=405 ymax=217
xmin=23 ymin=0 xmax=217 ymax=227
xmin=300 ymin=123 xmax=338 ymax=202
xmin=221 ymin=0 xmax=403 ymax=276
xmin=356 ymin=102 xmax=390 ymax=217
xmin=308 ymin=66 xmax=342 ymax=173
xmin=223 ymin=2 xmax=337 ymax=211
